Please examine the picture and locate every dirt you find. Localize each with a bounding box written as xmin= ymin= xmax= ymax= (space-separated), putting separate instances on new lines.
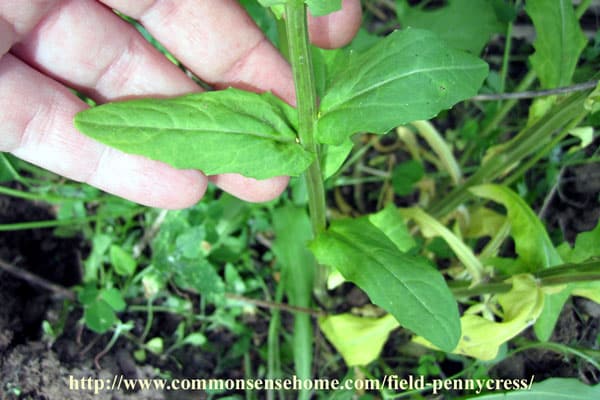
xmin=0 ymin=195 xmax=166 ymax=400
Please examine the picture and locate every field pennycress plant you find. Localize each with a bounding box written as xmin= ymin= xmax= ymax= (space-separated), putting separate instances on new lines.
xmin=74 ymin=0 xmax=600 ymax=370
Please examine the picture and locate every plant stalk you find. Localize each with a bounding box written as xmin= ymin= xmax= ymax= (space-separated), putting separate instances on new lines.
xmin=450 ymin=260 xmax=600 ymax=297
xmin=284 ymin=0 xmax=327 ymax=236
xmin=428 ymin=87 xmax=592 ymax=218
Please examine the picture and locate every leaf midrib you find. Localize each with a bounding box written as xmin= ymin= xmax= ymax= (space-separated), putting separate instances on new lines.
xmin=322 ymin=63 xmax=484 ymax=114
xmin=76 ymin=120 xmax=298 ymax=144
xmin=327 ymin=228 xmax=455 ymax=342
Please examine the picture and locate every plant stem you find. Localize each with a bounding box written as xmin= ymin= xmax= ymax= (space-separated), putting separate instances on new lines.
xmin=285 ymin=0 xmax=327 ymax=235
xmin=450 ymin=260 xmax=600 ymax=297
xmin=428 ymin=87 xmax=592 ymax=218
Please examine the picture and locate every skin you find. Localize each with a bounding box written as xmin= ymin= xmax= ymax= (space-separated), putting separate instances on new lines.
xmin=0 ymin=0 xmax=362 ymax=209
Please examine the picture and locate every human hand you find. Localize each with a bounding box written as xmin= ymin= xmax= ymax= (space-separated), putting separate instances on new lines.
xmin=0 ymin=0 xmax=361 ymax=208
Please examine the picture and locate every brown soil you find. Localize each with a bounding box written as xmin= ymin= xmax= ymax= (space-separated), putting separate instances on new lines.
xmin=0 ymin=195 xmax=165 ymax=400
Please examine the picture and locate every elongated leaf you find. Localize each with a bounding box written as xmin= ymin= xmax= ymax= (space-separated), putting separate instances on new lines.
xmin=368 ymin=204 xmax=416 ymax=252
xmin=316 ymin=28 xmax=488 ymax=145
xmin=527 ymin=0 xmax=587 ymax=88
xmin=400 ymin=207 xmax=483 ymax=282
xmin=470 ymin=185 xmax=562 ymax=271
xmin=310 ymin=217 xmax=460 ymax=351
xmin=272 ymin=205 xmax=315 ymax=387
xmin=319 ymin=313 xmax=399 ymax=366
xmin=414 ymin=274 xmax=544 ymax=360
xmin=396 ymin=0 xmax=504 ymax=54
xmin=557 ymin=220 xmax=600 ymax=264
xmin=75 ymin=88 xmax=313 ymax=179
xmin=472 ymin=378 xmax=600 ymax=399
xmin=470 ymin=184 xmax=565 ymax=341
xmin=321 ymin=141 xmax=354 ymax=179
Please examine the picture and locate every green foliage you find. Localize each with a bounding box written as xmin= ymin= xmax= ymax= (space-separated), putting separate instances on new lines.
xmin=109 ymin=245 xmax=136 ymax=276
xmin=310 ymin=217 xmax=460 ymax=352
xmin=526 ymin=0 xmax=587 ymax=88
xmin=396 ymin=0 xmax=505 ymax=54
xmin=78 ymin=286 xmax=125 ymax=334
xmin=11 ymin=0 xmax=599 ymax=396
xmin=470 ymin=184 xmax=563 ymax=272
xmin=75 ymin=88 xmax=312 ymax=179
xmin=391 ymin=160 xmax=424 ymax=196
xmin=368 ymin=204 xmax=416 ymax=252
xmin=317 ymin=28 xmax=488 ymax=145
xmin=272 ymin=204 xmax=315 ymax=385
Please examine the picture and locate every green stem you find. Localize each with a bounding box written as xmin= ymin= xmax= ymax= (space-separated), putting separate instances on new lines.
xmin=450 ymin=260 xmax=600 ymax=297
xmin=460 ymin=0 xmax=592 ymax=167
xmin=285 ymin=0 xmax=327 ymax=236
xmin=428 ymin=87 xmax=591 ymax=218
xmin=501 ymin=110 xmax=588 ymax=187
xmin=0 ymin=216 xmax=98 ymax=231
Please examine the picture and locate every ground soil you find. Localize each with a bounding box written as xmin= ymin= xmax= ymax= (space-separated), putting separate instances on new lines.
xmin=0 ymin=196 xmax=167 ymax=400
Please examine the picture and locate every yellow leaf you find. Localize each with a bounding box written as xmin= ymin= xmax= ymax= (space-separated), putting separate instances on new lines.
xmin=464 ymin=207 xmax=506 ymax=239
xmin=414 ymin=274 xmax=544 ymax=360
xmin=319 ymin=313 xmax=399 ymax=366
xmin=572 ymin=281 xmax=600 ymax=304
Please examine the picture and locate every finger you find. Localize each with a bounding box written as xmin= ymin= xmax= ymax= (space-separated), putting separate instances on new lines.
xmin=11 ymin=0 xmax=197 ymax=102
xmin=308 ymin=0 xmax=363 ymax=49
xmin=209 ymin=175 xmax=289 ymax=203
xmin=0 ymin=54 xmax=207 ymax=209
xmin=11 ymin=0 xmax=286 ymax=203
xmin=99 ymin=0 xmax=297 ymax=104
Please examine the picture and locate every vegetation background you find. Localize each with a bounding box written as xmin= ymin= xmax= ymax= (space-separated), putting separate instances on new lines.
xmin=0 ymin=0 xmax=600 ymax=399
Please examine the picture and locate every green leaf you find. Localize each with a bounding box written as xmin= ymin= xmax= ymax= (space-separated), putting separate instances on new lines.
xmin=321 ymin=141 xmax=354 ymax=179
xmin=146 ymin=337 xmax=164 ymax=355
xmin=310 ymin=217 xmax=460 ymax=351
xmin=174 ymin=259 xmax=225 ymax=300
xmin=526 ymin=0 xmax=587 ymax=89
xmin=557 ymin=220 xmax=600 ymax=263
xmin=306 ymin=0 xmax=342 ymax=16
xmin=109 ymin=245 xmax=137 ymax=276
xmin=396 ymin=0 xmax=504 ymax=54
xmin=535 ymin=288 xmax=571 ymax=342
xmin=272 ymin=205 xmax=315 ymax=310
xmin=391 ymin=160 xmax=424 ymax=196
xmin=470 ymin=185 xmax=563 ymax=272
xmin=100 ymin=288 xmax=126 ymax=312
xmin=272 ymin=204 xmax=315 ymax=383
xmin=415 ymin=274 xmax=544 ymax=360
xmin=77 ymin=285 xmax=99 ymax=306
xmin=0 ymin=154 xmax=19 ymax=183
xmin=175 ymin=226 xmax=206 ymax=259
xmin=400 ymin=207 xmax=483 ymax=282
xmin=471 ymin=378 xmax=600 ymax=399
xmin=75 ymin=88 xmax=313 ymax=180
xmin=84 ymin=234 xmax=112 ymax=283
xmin=84 ymin=300 xmax=117 ymax=334
xmin=182 ymin=332 xmax=207 ymax=347
xmin=317 ymin=28 xmax=488 ymax=145
xmin=368 ymin=204 xmax=416 ymax=252
xmin=319 ymin=313 xmax=399 ymax=366
xmin=470 ymin=184 xmax=565 ymax=341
